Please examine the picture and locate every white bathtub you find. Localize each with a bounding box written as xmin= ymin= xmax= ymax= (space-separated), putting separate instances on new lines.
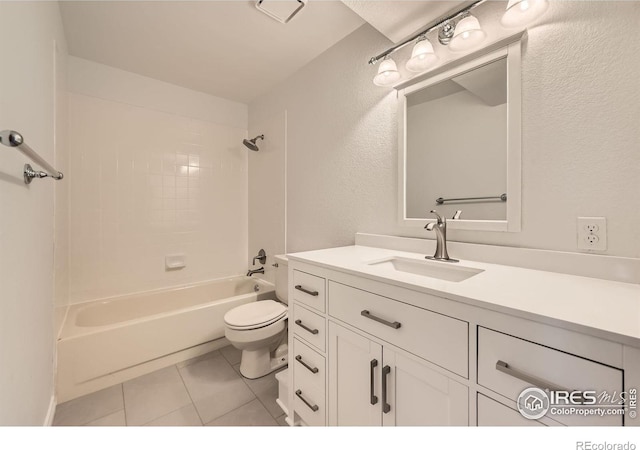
xmin=57 ymin=276 xmax=274 ymax=402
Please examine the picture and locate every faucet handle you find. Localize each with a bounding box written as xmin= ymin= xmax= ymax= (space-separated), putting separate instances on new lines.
xmin=429 ymin=210 xmax=445 ymax=224
xmin=252 ymin=249 xmax=266 ymax=265
xmin=452 ymin=210 xmax=462 ymax=220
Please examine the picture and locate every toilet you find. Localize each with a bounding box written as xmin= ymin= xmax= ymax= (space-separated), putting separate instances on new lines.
xmin=224 ymin=255 xmax=289 ymax=379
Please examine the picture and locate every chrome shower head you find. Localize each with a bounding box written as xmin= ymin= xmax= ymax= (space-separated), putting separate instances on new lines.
xmin=243 ymin=134 xmax=264 ymax=151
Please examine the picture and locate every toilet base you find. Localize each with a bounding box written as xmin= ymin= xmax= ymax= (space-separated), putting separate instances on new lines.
xmin=240 ymin=343 xmax=288 ymax=379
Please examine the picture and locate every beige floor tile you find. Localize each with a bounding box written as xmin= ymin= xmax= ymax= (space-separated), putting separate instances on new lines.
xmin=179 ymin=353 xmax=255 ymax=423
xmin=53 ymin=384 xmax=123 ymax=426
xmin=85 ymin=410 xmax=126 ymax=426
xmin=176 ymin=350 xmax=220 ymax=369
xmin=219 ymin=345 xmax=242 ymax=366
xmin=206 ymin=399 xmax=278 ymax=426
xmin=123 ymin=365 xmax=192 ymax=426
xmin=144 ymin=404 xmax=202 ymax=426
xmin=242 ymin=370 xmax=283 ymax=419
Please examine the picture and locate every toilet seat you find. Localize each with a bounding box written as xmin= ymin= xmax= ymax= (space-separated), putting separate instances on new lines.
xmin=224 ymin=300 xmax=287 ymax=331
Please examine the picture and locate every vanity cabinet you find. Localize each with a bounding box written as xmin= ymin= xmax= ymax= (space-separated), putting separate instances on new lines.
xmin=287 ymin=255 xmax=637 ymax=428
xmin=328 ymin=322 xmax=468 ymax=426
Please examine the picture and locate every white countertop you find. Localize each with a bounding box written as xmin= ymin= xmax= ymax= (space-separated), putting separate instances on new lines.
xmin=287 ymin=245 xmax=640 ymax=347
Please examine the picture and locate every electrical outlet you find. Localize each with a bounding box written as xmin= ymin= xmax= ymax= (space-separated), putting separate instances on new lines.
xmin=577 ymin=217 xmax=606 ymax=251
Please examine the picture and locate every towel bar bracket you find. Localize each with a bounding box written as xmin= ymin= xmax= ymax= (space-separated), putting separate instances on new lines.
xmin=1 ymin=130 xmax=64 ymax=184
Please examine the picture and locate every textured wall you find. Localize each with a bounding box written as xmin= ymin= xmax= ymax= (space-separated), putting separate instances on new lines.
xmin=0 ymin=1 xmax=68 ymax=425
xmin=67 ymin=58 xmax=249 ymax=303
xmin=250 ymin=1 xmax=640 ymax=258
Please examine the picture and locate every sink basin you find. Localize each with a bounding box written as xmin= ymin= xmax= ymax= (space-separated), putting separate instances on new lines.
xmin=368 ymin=256 xmax=484 ymax=282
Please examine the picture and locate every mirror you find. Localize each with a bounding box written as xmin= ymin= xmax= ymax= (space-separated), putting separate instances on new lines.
xmin=398 ymin=42 xmax=521 ymax=232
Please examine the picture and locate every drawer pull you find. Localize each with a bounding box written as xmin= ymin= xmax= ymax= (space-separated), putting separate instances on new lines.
xmin=361 ymin=310 xmax=401 ymax=329
xmin=495 ymin=360 xmax=570 ymax=393
xmin=295 ymin=355 xmax=319 ymax=374
xmin=382 ymin=365 xmax=391 ymax=414
xmin=295 ymin=319 xmax=319 ymax=335
xmin=295 ymin=285 xmax=319 ymax=296
xmin=370 ymin=359 xmax=379 ymax=405
xmin=295 ymin=389 xmax=319 ymax=412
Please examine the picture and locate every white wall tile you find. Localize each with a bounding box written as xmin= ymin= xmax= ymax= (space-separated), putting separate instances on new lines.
xmin=68 ymin=90 xmax=248 ymax=303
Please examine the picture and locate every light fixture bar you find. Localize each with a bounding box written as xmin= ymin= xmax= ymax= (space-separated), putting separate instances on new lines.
xmin=368 ymin=0 xmax=486 ymax=65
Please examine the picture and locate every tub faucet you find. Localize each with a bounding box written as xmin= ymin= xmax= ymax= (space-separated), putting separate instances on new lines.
xmin=424 ymin=209 xmax=462 ymax=263
xmin=247 ymin=267 xmax=265 ymax=277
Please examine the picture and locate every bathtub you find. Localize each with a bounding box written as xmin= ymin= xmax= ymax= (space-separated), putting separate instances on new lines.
xmin=57 ymin=276 xmax=274 ymax=402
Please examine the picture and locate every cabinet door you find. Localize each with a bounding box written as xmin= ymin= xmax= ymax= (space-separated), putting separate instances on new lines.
xmin=328 ymin=322 xmax=383 ymax=426
xmin=382 ymin=349 xmax=469 ymax=426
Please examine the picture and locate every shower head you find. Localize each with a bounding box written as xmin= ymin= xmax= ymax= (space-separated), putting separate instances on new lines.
xmin=243 ymin=134 xmax=264 ymax=151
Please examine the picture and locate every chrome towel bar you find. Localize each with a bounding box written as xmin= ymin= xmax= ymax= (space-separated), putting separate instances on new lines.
xmin=0 ymin=130 xmax=64 ymax=184
xmin=436 ymin=193 xmax=506 ymax=205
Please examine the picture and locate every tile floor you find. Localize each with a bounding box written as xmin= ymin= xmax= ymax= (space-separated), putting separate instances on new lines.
xmin=53 ymin=345 xmax=288 ymax=426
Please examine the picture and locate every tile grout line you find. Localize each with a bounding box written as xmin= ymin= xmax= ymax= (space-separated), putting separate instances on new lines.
xmin=203 ymin=396 xmax=260 ymax=426
xmin=120 ymin=383 xmax=128 ymax=426
xmin=239 ymin=368 xmax=285 ymax=421
xmin=200 ymin=354 xmax=258 ymax=425
xmin=175 ymin=362 xmax=204 ymax=426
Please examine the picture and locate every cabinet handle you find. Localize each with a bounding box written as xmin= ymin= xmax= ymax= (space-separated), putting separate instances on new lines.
xmin=295 ymin=389 xmax=319 ymax=412
xmin=295 ymin=355 xmax=319 ymax=374
xmin=382 ymin=365 xmax=391 ymax=414
xmin=370 ymin=359 xmax=379 ymax=405
xmin=295 ymin=285 xmax=319 ymax=296
xmin=495 ymin=360 xmax=570 ymax=393
xmin=361 ymin=310 xmax=401 ymax=329
xmin=295 ymin=319 xmax=319 ymax=335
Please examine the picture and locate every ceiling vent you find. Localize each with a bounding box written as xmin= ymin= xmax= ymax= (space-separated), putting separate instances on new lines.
xmin=256 ymin=0 xmax=307 ymax=24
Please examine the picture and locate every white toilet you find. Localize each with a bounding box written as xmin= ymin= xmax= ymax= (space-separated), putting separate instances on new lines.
xmin=224 ymin=255 xmax=289 ymax=379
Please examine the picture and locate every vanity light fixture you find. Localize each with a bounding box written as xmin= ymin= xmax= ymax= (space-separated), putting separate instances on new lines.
xmin=373 ymin=56 xmax=401 ymax=87
xmin=405 ymin=36 xmax=439 ymax=73
xmin=501 ymin=0 xmax=549 ymax=28
xmin=448 ymin=14 xmax=487 ymax=52
xmin=369 ymin=0 xmax=548 ymax=86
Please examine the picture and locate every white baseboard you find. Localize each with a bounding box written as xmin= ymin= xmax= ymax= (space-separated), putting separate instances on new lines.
xmin=44 ymin=393 xmax=57 ymax=426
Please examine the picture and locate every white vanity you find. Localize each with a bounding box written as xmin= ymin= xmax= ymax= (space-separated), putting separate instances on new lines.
xmin=285 ymin=234 xmax=640 ymax=427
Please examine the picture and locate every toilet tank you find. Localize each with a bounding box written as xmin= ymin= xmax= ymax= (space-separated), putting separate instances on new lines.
xmin=274 ymin=254 xmax=289 ymax=304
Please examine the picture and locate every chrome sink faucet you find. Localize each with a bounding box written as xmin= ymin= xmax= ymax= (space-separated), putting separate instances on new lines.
xmin=425 ymin=209 xmax=462 ymax=263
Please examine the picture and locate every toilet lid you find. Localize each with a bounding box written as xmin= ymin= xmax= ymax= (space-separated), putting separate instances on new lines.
xmin=224 ymin=300 xmax=287 ymax=329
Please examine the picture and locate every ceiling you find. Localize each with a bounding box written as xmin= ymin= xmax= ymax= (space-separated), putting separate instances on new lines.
xmin=59 ymin=1 xmax=365 ymax=104
xmin=341 ymin=1 xmax=471 ymax=43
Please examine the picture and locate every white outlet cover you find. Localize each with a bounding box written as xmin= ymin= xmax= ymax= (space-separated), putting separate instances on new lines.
xmin=577 ymin=217 xmax=607 ymax=252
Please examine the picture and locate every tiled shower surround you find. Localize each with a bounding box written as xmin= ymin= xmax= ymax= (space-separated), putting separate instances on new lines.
xmin=67 ymin=93 xmax=248 ymax=302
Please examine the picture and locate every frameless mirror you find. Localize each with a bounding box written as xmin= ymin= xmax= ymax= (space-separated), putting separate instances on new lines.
xmin=398 ymin=42 xmax=522 ymax=232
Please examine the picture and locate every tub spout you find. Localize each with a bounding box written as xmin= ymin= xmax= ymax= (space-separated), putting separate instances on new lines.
xmin=247 ymin=267 xmax=265 ymax=277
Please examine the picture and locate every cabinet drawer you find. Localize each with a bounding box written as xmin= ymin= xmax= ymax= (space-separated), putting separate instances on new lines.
xmin=293 ymin=338 xmax=326 ymax=393
xmin=328 ymin=281 xmax=468 ymax=378
xmin=293 ymin=270 xmax=326 ymax=313
xmin=477 ymin=394 xmax=545 ymax=427
xmin=294 ymin=381 xmax=326 ymax=426
xmin=478 ymin=327 xmax=623 ymax=426
xmin=292 ymin=304 xmax=326 ymax=352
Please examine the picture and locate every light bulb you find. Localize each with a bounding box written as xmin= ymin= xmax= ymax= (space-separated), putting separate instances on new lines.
xmin=406 ymin=38 xmax=438 ymax=73
xmin=373 ymin=57 xmax=401 ymax=87
xmin=501 ymin=0 xmax=548 ymax=28
xmin=449 ymin=15 xmax=486 ymax=52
